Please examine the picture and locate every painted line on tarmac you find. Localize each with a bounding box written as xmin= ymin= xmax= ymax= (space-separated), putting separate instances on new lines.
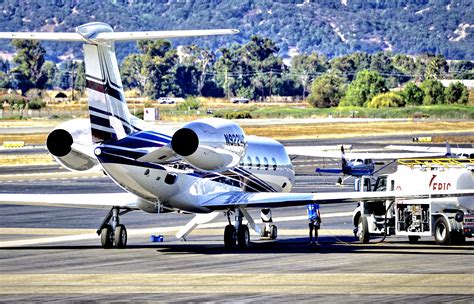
xmin=0 ymin=273 xmax=471 ymax=295
xmin=0 ymin=212 xmax=352 ymax=247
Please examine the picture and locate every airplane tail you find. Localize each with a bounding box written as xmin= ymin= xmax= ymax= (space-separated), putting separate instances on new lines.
xmin=445 ymin=141 xmax=452 ymax=157
xmin=78 ymin=23 xmax=133 ymax=143
xmin=0 ymin=22 xmax=238 ymax=144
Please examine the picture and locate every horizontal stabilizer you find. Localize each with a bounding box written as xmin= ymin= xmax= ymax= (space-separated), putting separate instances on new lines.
xmin=0 ymin=29 xmax=238 ymax=42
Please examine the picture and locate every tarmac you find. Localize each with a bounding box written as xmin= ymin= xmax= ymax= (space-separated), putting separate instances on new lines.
xmin=0 ymin=134 xmax=473 ymax=302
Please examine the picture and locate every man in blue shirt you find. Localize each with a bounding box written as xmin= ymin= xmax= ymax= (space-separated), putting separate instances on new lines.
xmin=307 ymin=203 xmax=321 ymax=245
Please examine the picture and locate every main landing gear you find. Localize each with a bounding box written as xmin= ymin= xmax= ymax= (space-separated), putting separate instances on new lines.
xmin=224 ymin=209 xmax=250 ymax=249
xmin=97 ymin=207 xmax=132 ymax=249
xmin=223 ymin=208 xmax=278 ymax=250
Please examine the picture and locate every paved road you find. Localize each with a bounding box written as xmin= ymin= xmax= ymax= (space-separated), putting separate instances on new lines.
xmin=0 ymin=135 xmax=473 ymax=302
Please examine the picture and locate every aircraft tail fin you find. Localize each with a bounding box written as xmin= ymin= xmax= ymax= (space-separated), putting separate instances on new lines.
xmin=445 ymin=142 xmax=452 ymax=157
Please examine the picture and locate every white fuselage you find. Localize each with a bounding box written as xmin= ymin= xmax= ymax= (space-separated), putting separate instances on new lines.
xmin=98 ymin=129 xmax=294 ymax=213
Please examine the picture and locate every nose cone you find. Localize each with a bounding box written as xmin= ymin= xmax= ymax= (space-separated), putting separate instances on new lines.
xmin=171 ymin=128 xmax=199 ymax=157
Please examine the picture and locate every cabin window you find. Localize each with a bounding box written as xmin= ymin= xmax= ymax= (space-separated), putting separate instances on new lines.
xmin=255 ymin=156 xmax=261 ymax=169
xmin=263 ymin=157 xmax=269 ymax=170
xmin=272 ymin=157 xmax=277 ymax=171
xmin=247 ymin=156 xmax=252 ymax=169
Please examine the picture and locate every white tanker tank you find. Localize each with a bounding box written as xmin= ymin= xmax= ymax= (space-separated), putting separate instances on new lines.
xmin=353 ymin=159 xmax=474 ymax=246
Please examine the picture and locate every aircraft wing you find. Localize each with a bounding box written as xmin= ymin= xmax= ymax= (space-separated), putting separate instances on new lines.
xmin=200 ymin=189 xmax=474 ymax=210
xmin=285 ymin=145 xmax=352 ymax=157
xmin=0 ymin=193 xmax=139 ymax=209
xmin=288 ymin=149 xmax=444 ymax=159
xmin=315 ymin=168 xmax=343 ymax=174
xmin=385 ymin=145 xmax=474 ymax=155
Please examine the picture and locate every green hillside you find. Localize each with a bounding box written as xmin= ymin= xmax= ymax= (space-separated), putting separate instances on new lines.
xmin=0 ymin=0 xmax=472 ymax=61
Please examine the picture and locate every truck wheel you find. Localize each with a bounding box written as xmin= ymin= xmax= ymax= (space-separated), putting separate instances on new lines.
xmin=434 ymin=217 xmax=452 ymax=245
xmin=357 ymin=216 xmax=370 ymax=243
xmin=408 ymin=235 xmax=420 ymax=244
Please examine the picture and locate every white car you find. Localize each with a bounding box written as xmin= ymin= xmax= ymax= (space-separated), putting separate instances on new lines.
xmin=158 ymin=97 xmax=175 ymax=104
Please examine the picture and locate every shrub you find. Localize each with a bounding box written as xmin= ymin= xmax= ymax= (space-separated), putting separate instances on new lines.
xmin=27 ymin=98 xmax=46 ymax=109
xmin=367 ymin=92 xmax=404 ymax=108
xmin=176 ymin=96 xmax=201 ymax=111
xmin=445 ymin=82 xmax=469 ymax=104
xmin=213 ymin=110 xmax=252 ymax=119
xmin=0 ymin=94 xmax=26 ymax=109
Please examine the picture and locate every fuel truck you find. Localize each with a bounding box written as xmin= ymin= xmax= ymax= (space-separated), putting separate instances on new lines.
xmin=352 ymin=159 xmax=474 ymax=245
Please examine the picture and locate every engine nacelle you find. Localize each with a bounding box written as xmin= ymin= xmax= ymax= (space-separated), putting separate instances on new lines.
xmin=171 ymin=118 xmax=247 ymax=172
xmin=46 ymin=119 xmax=100 ymax=172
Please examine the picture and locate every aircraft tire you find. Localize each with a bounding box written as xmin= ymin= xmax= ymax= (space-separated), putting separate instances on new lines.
xmin=408 ymin=235 xmax=420 ymax=244
xmin=113 ymin=224 xmax=127 ymax=248
xmin=270 ymin=225 xmax=278 ymax=240
xmin=224 ymin=224 xmax=236 ymax=249
xmin=237 ymin=225 xmax=250 ymax=249
xmin=100 ymin=225 xmax=113 ymax=249
xmin=434 ymin=217 xmax=452 ymax=245
xmin=357 ymin=216 xmax=370 ymax=243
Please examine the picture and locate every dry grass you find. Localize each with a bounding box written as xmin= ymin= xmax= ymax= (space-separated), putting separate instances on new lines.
xmin=242 ymin=121 xmax=474 ymax=141
xmin=1 ymin=120 xmax=474 ymax=148
xmin=0 ymin=153 xmax=54 ymax=165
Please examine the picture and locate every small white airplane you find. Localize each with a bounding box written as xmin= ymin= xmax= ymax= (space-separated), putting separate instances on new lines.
xmin=1 ymin=22 xmax=473 ymax=249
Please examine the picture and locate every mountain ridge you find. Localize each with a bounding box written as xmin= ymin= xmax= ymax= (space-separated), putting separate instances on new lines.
xmin=0 ymin=0 xmax=472 ymax=61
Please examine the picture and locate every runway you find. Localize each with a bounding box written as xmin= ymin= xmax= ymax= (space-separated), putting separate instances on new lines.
xmin=0 ymin=134 xmax=473 ymax=302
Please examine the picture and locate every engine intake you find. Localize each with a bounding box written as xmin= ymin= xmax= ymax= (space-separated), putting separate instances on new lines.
xmin=171 ymin=118 xmax=247 ymax=172
xmin=171 ymin=128 xmax=199 ymax=157
xmin=47 ymin=129 xmax=74 ymax=157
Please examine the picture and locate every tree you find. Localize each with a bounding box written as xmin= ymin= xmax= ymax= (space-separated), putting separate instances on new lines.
xmin=74 ymin=61 xmax=86 ymax=93
xmin=367 ymin=92 xmax=404 ymax=108
xmin=11 ymin=39 xmax=47 ymax=95
xmin=0 ymin=71 xmax=9 ymax=89
xmin=307 ymin=73 xmax=346 ymax=108
xmin=138 ymin=40 xmax=179 ymax=98
xmin=424 ymin=55 xmax=448 ymax=80
xmin=120 ymin=54 xmax=146 ymax=93
xmin=178 ymin=45 xmax=216 ymax=95
xmin=401 ymin=82 xmax=424 ymax=106
xmin=340 ymin=70 xmax=388 ymax=107
xmin=41 ymin=61 xmax=57 ymax=90
xmin=450 ymin=61 xmax=474 ymax=79
xmin=445 ymin=82 xmax=469 ymax=104
xmin=420 ymin=79 xmax=445 ymax=105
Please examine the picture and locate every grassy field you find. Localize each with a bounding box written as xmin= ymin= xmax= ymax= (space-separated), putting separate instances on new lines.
xmin=1 ymin=120 xmax=474 ymax=145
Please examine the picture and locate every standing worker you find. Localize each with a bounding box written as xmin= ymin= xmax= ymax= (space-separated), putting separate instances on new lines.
xmin=307 ymin=203 xmax=321 ymax=245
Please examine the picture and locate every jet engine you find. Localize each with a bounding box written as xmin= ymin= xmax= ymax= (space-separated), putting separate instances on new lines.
xmin=171 ymin=118 xmax=247 ymax=172
xmin=46 ymin=119 xmax=100 ymax=172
